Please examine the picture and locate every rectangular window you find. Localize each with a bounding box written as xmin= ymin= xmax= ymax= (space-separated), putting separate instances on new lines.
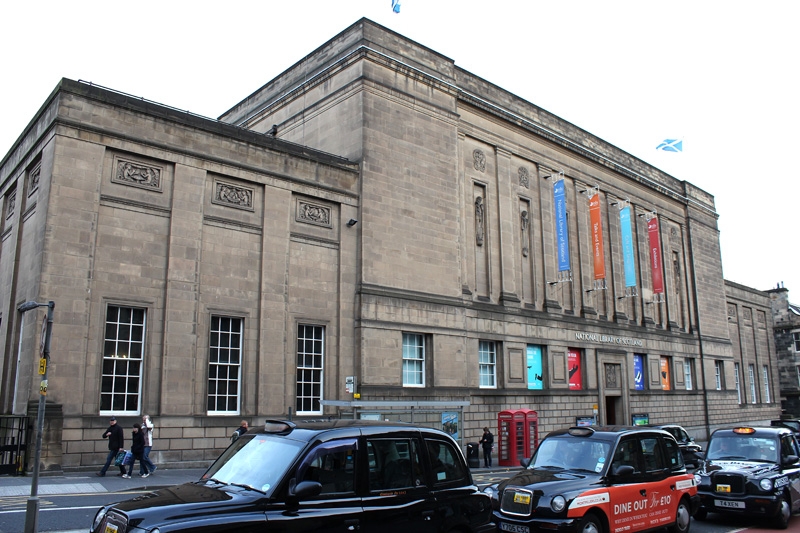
xmin=763 ymin=365 xmax=771 ymax=404
xmin=296 ymin=325 xmax=324 ymax=415
xmin=735 ymin=363 xmax=742 ymax=404
xmin=660 ymin=356 xmax=671 ymax=391
xmin=208 ymin=316 xmax=243 ymax=414
xmin=748 ymin=364 xmax=757 ymax=404
xmin=683 ymin=360 xmax=693 ymax=391
xmin=633 ymin=354 xmax=645 ymax=390
xmin=793 ymin=331 xmax=800 ymax=352
xmin=402 ymin=333 xmax=425 ymax=387
xmin=479 ymin=341 xmax=497 ymax=388
xmin=100 ymin=305 xmax=146 ymax=414
xmin=715 ymin=361 xmax=723 ymax=391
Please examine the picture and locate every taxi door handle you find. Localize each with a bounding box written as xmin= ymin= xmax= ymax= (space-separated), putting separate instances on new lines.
xmin=345 ymin=519 xmax=360 ymax=530
xmin=422 ymin=510 xmax=435 ymax=521
xmin=640 ymin=489 xmax=647 ymax=497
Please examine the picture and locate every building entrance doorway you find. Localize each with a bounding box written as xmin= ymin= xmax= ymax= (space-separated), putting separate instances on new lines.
xmin=605 ymin=396 xmax=621 ymax=425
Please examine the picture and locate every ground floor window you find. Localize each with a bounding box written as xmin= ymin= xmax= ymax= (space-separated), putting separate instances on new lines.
xmin=100 ymin=305 xmax=146 ymax=414
xmin=297 ymin=324 xmax=324 ymax=415
xmin=208 ymin=316 xmax=243 ymax=414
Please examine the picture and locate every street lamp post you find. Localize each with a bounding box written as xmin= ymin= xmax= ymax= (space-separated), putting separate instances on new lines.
xmin=18 ymin=300 xmax=54 ymax=533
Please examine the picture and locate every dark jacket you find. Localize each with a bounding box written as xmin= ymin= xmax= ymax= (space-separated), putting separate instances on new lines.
xmin=130 ymin=429 xmax=145 ymax=456
xmin=479 ymin=431 xmax=494 ymax=451
xmin=103 ymin=424 xmax=124 ymax=451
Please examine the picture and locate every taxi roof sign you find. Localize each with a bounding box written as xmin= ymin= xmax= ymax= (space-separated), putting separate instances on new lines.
xmin=568 ymin=427 xmax=595 ymax=437
xmin=732 ymin=427 xmax=756 ymax=434
xmin=264 ymin=420 xmax=296 ymax=434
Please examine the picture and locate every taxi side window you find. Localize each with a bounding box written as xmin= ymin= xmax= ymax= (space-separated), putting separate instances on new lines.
xmin=425 ymin=438 xmax=468 ymax=486
xmin=780 ymin=435 xmax=798 ymax=463
xmin=367 ymin=438 xmax=423 ymax=491
xmin=298 ymin=438 xmax=357 ymax=495
xmin=661 ymin=436 xmax=683 ymax=469
xmin=611 ymin=438 xmax=642 ymax=474
xmin=641 ymin=437 xmax=666 ymax=473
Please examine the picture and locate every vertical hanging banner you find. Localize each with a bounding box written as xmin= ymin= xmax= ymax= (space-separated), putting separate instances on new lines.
xmin=647 ymin=217 xmax=664 ymax=294
xmin=589 ymin=193 xmax=605 ymax=280
xmin=568 ymin=348 xmax=583 ymax=390
xmin=527 ymin=345 xmax=543 ymax=390
xmin=554 ymin=180 xmax=570 ymax=272
xmin=619 ymin=205 xmax=637 ymax=288
xmin=660 ymin=357 xmax=671 ymax=390
xmin=633 ymin=354 xmax=644 ymax=390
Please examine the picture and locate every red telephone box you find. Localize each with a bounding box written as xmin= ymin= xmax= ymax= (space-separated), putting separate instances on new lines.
xmin=497 ymin=409 xmax=538 ymax=467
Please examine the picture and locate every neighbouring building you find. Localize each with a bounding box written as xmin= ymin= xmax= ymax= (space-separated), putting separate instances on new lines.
xmin=0 ymin=18 xmax=780 ymax=472
xmin=768 ymin=285 xmax=800 ymax=415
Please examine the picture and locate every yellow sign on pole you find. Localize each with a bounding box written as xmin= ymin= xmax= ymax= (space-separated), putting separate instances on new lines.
xmin=38 ymin=357 xmax=47 ymax=375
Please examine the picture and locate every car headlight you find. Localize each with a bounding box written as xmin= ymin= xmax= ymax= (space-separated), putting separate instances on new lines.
xmin=759 ymin=478 xmax=773 ymax=491
xmin=551 ymin=495 xmax=566 ymax=512
xmin=92 ymin=507 xmax=107 ymax=531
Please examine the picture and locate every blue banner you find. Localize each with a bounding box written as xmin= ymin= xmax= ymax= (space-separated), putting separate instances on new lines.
xmin=554 ymin=180 xmax=570 ymax=271
xmin=620 ymin=206 xmax=636 ymax=287
xmin=633 ymin=354 xmax=644 ymax=390
xmin=527 ymin=345 xmax=543 ymax=390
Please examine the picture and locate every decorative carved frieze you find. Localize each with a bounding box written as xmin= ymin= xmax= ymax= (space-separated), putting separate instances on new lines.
xmin=518 ymin=167 xmax=530 ymax=188
xmin=112 ymin=158 xmax=162 ymax=191
xmin=28 ymin=163 xmax=41 ymax=196
xmin=214 ymin=181 xmax=254 ymax=211
xmin=297 ymin=200 xmax=332 ymax=227
xmin=605 ymin=363 xmax=620 ymax=388
xmin=5 ymin=190 xmax=15 ymax=219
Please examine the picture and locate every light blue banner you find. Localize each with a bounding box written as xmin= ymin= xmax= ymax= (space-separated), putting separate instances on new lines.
xmin=620 ymin=206 xmax=636 ymax=287
xmin=554 ymin=180 xmax=570 ymax=272
xmin=527 ymin=345 xmax=543 ymax=390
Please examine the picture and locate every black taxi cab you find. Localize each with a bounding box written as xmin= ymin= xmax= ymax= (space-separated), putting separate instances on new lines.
xmin=91 ymin=419 xmax=494 ymax=533
xmin=484 ymin=426 xmax=699 ymax=533
xmin=694 ymin=426 xmax=800 ymax=529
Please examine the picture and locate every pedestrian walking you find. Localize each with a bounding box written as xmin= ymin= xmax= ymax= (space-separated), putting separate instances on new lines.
xmin=231 ymin=420 xmax=249 ymax=442
xmin=97 ymin=416 xmax=125 ymax=477
xmin=479 ymin=427 xmax=494 ymax=468
xmin=125 ymin=423 xmax=149 ymax=478
xmin=140 ymin=414 xmax=158 ymax=475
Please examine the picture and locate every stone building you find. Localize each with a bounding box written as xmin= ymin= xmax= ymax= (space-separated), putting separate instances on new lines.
xmin=767 ymin=285 xmax=800 ymax=415
xmin=0 ymin=18 xmax=780 ymax=471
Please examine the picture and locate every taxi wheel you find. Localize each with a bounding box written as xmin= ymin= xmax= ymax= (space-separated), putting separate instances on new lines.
xmin=693 ymin=507 xmax=707 ymax=521
xmin=578 ymin=513 xmax=601 ymax=533
xmin=666 ymin=498 xmax=691 ymax=533
xmin=772 ymin=495 xmax=791 ymax=529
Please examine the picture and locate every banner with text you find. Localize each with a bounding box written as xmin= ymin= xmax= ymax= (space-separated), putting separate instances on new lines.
xmin=568 ymin=348 xmax=583 ymax=390
xmin=647 ymin=217 xmax=664 ymax=294
xmin=620 ymin=206 xmax=637 ymax=288
xmin=554 ymin=180 xmax=570 ymax=272
xmin=589 ymin=193 xmax=605 ymax=280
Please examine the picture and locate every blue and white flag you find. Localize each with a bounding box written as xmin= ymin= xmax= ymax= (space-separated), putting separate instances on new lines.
xmin=656 ymin=138 xmax=683 ymax=152
xmin=392 ymin=0 xmax=401 ymax=13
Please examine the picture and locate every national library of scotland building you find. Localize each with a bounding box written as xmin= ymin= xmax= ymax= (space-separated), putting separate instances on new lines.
xmin=0 ymin=19 xmax=779 ymax=471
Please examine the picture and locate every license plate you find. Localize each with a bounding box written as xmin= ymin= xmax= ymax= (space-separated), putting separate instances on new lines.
xmin=714 ymin=499 xmax=745 ymax=509
xmin=500 ymin=522 xmax=529 ymax=533
xmin=715 ymin=484 xmax=731 ymax=493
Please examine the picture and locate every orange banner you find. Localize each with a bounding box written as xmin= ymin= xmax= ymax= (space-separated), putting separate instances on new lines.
xmin=589 ymin=194 xmax=605 ymax=280
xmin=647 ymin=217 xmax=664 ymax=294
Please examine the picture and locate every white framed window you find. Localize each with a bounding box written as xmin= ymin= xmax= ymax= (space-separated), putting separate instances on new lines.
xmin=714 ymin=361 xmax=722 ymax=391
xmin=100 ymin=305 xmax=146 ymax=414
xmin=793 ymin=331 xmax=800 ymax=352
xmin=683 ymin=360 xmax=693 ymax=391
xmin=207 ymin=316 xmax=243 ymax=414
xmin=763 ymin=365 xmax=771 ymax=404
xmin=748 ymin=364 xmax=757 ymax=404
xmin=479 ymin=340 xmax=497 ymax=388
xmin=296 ymin=324 xmax=325 ymax=415
xmin=402 ymin=333 xmax=425 ymax=387
xmin=735 ymin=363 xmax=742 ymax=404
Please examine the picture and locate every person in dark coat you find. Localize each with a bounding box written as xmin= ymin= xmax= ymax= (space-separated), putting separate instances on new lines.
xmin=231 ymin=420 xmax=249 ymax=442
xmin=125 ymin=423 xmax=150 ymax=478
xmin=97 ymin=416 xmax=125 ymax=477
xmin=479 ymin=427 xmax=494 ymax=468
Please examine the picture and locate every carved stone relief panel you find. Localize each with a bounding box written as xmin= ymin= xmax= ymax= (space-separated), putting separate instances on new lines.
xmin=473 ymin=149 xmax=486 ymax=173
xmin=112 ymin=156 xmax=163 ymax=192
xmin=475 ymin=195 xmax=485 ymax=246
xmin=518 ymin=167 xmax=530 ymax=188
xmin=28 ymin=162 xmax=41 ymax=196
xmin=296 ymin=199 xmax=332 ymax=228
xmin=5 ymin=190 xmax=15 ymax=220
xmin=212 ymin=180 xmax=255 ymax=211
xmin=727 ymin=303 xmax=737 ymax=320
xmin=605 ymin=363 xmax=620 ymax=389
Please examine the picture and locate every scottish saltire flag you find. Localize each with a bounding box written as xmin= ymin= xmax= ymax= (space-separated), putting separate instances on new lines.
xmin=392 ymin=0 xmax=401 ymax=13
xmin=656 ymin=138 xmax=683 ymax=152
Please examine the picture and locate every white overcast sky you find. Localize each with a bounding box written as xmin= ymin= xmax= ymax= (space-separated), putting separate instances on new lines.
xmin=1 ymin=1 xmax=797 ymax=296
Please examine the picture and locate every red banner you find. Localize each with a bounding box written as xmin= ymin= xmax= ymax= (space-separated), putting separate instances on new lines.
xmin=568 ymin=349 xmax=583 ymax=390
xmin=589 ymin=194 xmax=605 ymax=280
xmin=647 ymin=217 xmax=664 ymax=294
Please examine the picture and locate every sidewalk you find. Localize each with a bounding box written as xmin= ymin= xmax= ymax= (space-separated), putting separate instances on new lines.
xmin=0 ymin=467 xmax=207 ymax=498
